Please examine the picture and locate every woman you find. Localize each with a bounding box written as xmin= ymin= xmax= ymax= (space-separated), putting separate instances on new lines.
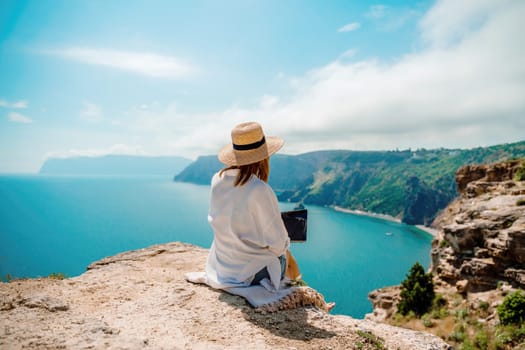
xmin=205 ymin=121 xmax=293 ymax=291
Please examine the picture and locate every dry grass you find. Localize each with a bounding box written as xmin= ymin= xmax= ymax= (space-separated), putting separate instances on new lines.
xmin=386 ymin=288 xmax=525 ymax=350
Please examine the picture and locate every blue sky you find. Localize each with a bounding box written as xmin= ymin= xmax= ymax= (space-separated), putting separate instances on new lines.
xmin=1 ymin=0 xmax=524 ymax=173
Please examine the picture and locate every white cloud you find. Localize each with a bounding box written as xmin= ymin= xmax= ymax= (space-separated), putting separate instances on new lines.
xmin=0 ymin=99 xmax=28 ymax=109
xmin=11 ymin=100 xmax=28 ymax=109
xmin=365 ymin=5 xmax=387 ymax=19
xmin=136 ymin=0 xmax=523 ymax=157
xmin=419 ymin=0 xmax=502 ymax=48
xmin=80 ymin=102 xmax=103 ymax=123
xmin=338 ymin=22 xmax=360 ymax=32
xmin=259 ymin=95 xmax=279 ymax=109
xmin=55 ymin=0 xmax=523 ymax=161
xmin=365 ymin=4 xmax=419 ymax=32
xmin=8 ymin=112 xmax=33 ymax=124
xmin=50 ymin=47 xmax=196 ymax=79
xmin=338 ymin=49 xmax=358 ymax=61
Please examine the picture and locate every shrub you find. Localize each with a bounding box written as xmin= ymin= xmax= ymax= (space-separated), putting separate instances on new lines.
xmin=514 ymin=163 xmax=525 ymax=181
xmin=356 ymin=330 xmax=386 ymax=350
xmin=2 ymin=274 xmax=13 ymax=282
xmin=494 ymin=323 xmax=525 ymax=349
xmin=433 ymin=293 xmax=448 ymax=308
xmin=422 ymin=314 xmax=433 ymax=328
xmin=478 ymin=300 xmax=490 ymax=311
xmin=473 ymin=329 xmax=489 ymax=350
xmin=397 ymin=262 xmax=435 ymax=316
xmin=456 ymin=308 xmax=469 ymax=321
xmin=517 ymin=198 xmax=525 ymax=206
xmin=498 ymin=289 xmax=525 ymax=325
xmin=449 ymin=323 xmax=466 ymax=343
xmin=48 ymin=272 xmax=67 ymax=280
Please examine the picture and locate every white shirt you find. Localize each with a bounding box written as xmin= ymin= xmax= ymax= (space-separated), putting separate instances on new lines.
xmin=205 ymin=169 xmax=290 ymax=290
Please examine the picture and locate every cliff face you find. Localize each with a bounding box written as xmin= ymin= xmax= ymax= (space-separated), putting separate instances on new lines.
xmin=175 ymin=141 xmax=525 ymax=225
xmin=366 ymin=160 xmax=525 ymax=334
xmin=0 ymin=242 xmax=449 ymax=350
xmin=431 ymin=159 xmax=525 ymax=292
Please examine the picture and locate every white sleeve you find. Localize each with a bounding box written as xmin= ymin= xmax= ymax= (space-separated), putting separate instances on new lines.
xmin=250 ymin=182 xmax=290 ymax=256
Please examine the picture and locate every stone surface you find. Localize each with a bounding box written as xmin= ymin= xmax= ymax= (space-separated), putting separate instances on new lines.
xmin=431 ymin=160 xmax=525 ymax=292
xmin=366 ymin=160 xmax=525 ymax=331
xmin=0 ymin=242 xmax=450 ymax=350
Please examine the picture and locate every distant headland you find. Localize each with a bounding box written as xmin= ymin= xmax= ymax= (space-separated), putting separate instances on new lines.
xmin=175 ymin=141 xmax=525 ymax=226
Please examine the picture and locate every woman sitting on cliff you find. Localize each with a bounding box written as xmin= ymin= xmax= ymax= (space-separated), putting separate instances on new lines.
xmin=205 ymin=121 xmax=300 ymax=291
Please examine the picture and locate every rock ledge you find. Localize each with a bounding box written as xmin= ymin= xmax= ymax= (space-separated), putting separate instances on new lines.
xmin=1 ymin=242 xmax=449 ymax=349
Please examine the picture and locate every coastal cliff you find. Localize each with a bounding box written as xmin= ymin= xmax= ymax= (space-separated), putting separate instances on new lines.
xmin=366 ymin=160 xmax=525 ymax=348
xmin=431 ymin=159 xmax=525 ymax=292
xmin=1 ymin=242 xmax=449 ymax=350
xmin=175 ymin=141 xmax=525 ymax=225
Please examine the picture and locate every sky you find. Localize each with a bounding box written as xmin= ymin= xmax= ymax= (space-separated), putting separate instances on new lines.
xmin=1 ymin=0 xmax=524 ymax=173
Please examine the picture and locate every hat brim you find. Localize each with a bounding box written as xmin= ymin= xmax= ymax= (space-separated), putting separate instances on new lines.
xmin=218 ymin=136 xmax=284 ymax=166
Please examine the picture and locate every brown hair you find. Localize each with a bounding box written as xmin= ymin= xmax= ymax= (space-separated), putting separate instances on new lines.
xmin=220 ymin=157 xmax=269 ymax=186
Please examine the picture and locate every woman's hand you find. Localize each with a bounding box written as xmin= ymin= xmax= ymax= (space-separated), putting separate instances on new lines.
xmin=285 ymin=250 xmax=302 ymax=280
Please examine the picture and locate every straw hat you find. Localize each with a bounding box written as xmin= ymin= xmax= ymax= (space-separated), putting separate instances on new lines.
xmin=218 ymin=122 xmax=284 ymax=166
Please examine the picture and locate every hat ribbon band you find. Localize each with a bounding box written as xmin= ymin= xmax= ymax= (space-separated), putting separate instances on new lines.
xmin=233 ymin=136 xmax=266 ymax=151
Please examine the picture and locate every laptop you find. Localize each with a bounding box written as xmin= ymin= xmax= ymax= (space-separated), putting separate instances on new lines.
xmin=281 ymin=209 xmax=307 ymax=242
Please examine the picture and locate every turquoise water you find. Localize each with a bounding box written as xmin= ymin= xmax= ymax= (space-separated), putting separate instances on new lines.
xmin=0 ymin=175 xmax=432 ymax=318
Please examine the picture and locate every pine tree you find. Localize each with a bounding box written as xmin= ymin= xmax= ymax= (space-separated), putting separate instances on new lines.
xmin=397 ymin=262 xmax=435 ymax=316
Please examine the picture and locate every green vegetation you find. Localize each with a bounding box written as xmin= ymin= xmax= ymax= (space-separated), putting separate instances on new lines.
xmin=498 ymin=289 xmax=525 ymax=326
xmin=514 ymin=161 xmax=525 ymax=181
xmin=356 ymin=330 xmax=386 ymax=350
xmin=397 ymin=262 xmax=435 ymax=316
xmin=391 ymin=289 xmax=525 ymax=350
xmin=48 ymin=272 xmax=67 ymax=280
xmin=1 ymin=274 xmax=14 ymax=282
xmin=176 ymin=141 xmax=525 ymax=225
xmin=439 ymin=239 xmax=449 ymax=248
xmin=1 ymin=272 xmax=67 ymax=282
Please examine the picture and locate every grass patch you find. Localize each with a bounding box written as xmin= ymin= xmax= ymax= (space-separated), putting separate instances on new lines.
xmin=356 ymin=330 xmax=386 ymax=350
xmin=390 ymin=290 xmax=525 ymax=350
xmin=48 ymin=272 xmax=67 ymax=280
xmin=513 ymin=163 xmax=525 ymax=181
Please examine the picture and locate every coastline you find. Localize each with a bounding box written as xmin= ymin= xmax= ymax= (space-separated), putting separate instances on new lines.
xmin=332 ymin=206 xmax=438 ymax=238
xmin=415 ymin=225 xmax=439 ymax=238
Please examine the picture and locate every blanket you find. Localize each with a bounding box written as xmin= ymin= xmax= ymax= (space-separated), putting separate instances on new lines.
xmin=185 ymin=272 xmax=335 ymax=312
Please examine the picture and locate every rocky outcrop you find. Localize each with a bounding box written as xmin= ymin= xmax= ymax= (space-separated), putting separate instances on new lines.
xmin=0 ymin=242 xmax=450 ymax=350
xmin=366 ymin=160 xmax=525 ymax=326
xmin=431 ymin=160 xmax=525 ymax=293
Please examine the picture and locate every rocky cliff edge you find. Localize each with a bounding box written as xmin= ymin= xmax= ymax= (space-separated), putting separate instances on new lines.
xmin=366 ymin=160 xmax=524 ymax=344
xmin=1 ymin=242 xmax=449 ymax=350
xmin=431 ymin=159 xmax=525 ymax=292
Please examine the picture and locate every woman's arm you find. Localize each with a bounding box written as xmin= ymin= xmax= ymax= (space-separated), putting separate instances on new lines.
xmin=250 ymin=182 xmax=290 ymax=256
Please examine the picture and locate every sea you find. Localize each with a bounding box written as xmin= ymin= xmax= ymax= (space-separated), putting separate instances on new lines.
xmin=0 ymin=175 xmax=432 ymax=318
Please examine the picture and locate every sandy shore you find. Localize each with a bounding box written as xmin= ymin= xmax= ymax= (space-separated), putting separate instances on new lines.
xmin=333 ymin=206 xmax=401 ymax=223
xmin=415 ymin=225 xmax=439 ymax=238
xmin=332 ymin=206 xmax=438 ymax=238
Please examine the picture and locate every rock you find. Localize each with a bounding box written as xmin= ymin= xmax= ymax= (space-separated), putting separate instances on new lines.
xmin=431 ymin=160 xmax=525 ymax=291
xmin=456 ymin=280 xmax=469 ymax=294
xmin=455 ymin=160 xmax=523 ymax=194
xmin=0 ymin=242 xmax=449 ymax=350
xmin=365 ymin=286 xmax=401 ymax=322
xmin=20 ymin=295 xmax=69 ymax=312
